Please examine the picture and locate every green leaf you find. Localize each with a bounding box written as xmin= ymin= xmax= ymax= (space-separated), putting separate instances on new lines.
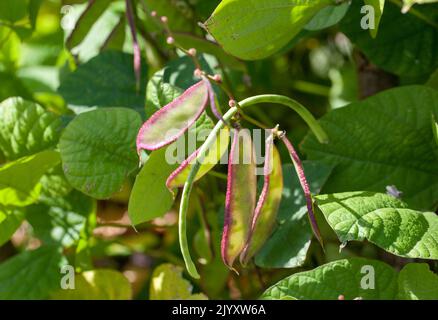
xmin=0 ymin=26 xmax=21 ymax=70
xmin=0 ymin=246 xmax=67 ymax=299
xmin=315 ymin=192 xmax=438 ymax=260
xmin=204 ymin=0 xmax=336 ymax=60
xmin=59 ymin=108 xmax=141 ymax=199
xmin=364 ymin=0 xmax=385 ymax=38
xmin=66 ymin=0 xmax=113 ymax=49
xmin=255 ymin=162 xmax=333 ymax=268
xmin=0 ymin=150 xmax=61 ymax=207
xmin=302 ymin=85 xmax=438 ymax=210
xmin=262 ymin=258 xmax=398 ymax=299
xmin=146 ymin=71 xmax=183 ymax=117
xmin=304 ymin=2 xmax=350 ymax=31
xmin=39 ymin=165 xmax=73 ymax=204
xmin=146 ymin=55 xmax=216 ymax=117
xmin=341 ymin=1 xmax=438 ymax=77
xmin=58 ymin=51 xmax=147 ymax=110
xmin=26 ymin=190 xmax=95 ymax=247
xmin=397 ymin=263 xmax=438 ymax=300
xmin=0 ymin=0 xmax=28 ymax=24
xmin=51 ymin=269 xmax=132 ymax=300
xmin=0 ymin=97 xmax=61 ymax=160
xmin=150 ymin=264 xmax=207 ymax=300
xmin=128 ymin=147 xmax=178 ymax=225
xmin=0 ymin=206 xmax=25 ymax=246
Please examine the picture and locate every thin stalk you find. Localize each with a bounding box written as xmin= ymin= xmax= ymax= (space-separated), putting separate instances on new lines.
xmin=125 ymin=0 xmax=141 ymax=92
xmin=281 ymin=135 xmax=324 ymax=248
xmin=239 ymin=95 xmax=329 ymax=144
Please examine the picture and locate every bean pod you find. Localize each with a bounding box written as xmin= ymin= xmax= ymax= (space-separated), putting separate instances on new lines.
xmin=240 ymin=130 xmax=283 ymax=265
xmin=221 ymin=128 xmax=257 ymax=270
xmin=136 ymin=81 xmax=209 ymax=152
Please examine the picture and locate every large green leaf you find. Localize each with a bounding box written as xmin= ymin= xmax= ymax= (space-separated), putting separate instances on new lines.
xmin=59 ymin=108 xmax=141 ymax=199
xmin=397 ymin=263 xmax=438 ymax=300
xmin=204 ymin=0 xmax=336 ymax=60
xmin=262 ymin=258 xmax=398 ymax=300
xmin=0 ymin=97 xmax=61 ymax=160
xmin=255 ymin=162 xmax=333 ymax=268
xmin=0 ymin=150 xmax=61 ymax=207
xmin=58 ymin=51 xmax=147 ymax=110
xmin=0 ymin=206 xmax=25 ymax=246
xmin=315 ymin=192 xmax=438 ymax=260
xmin=341 ymin=1 xmax=438 ymax=77
xmin=0 ymin=246 xmax=67 ymax=299
xmin=128 ymin=147 xmax=178 ymax=225
xmin=51 ymin=269 xmax=132 ymax=300
xmin=302 ymin=85 xmax=438 ymax=210
xmin=150 ymin=264 xmax=207 ymax=300
xmin=26 ymin=190 xmax=95 ymax=247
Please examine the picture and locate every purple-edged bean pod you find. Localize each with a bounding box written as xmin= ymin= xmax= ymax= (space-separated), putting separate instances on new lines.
xmin=136 ymin=81 xmax=209 ymax=152
xmin=281 ymin=134 xmax=323 ymax=247
xmin=221 ymin=127 xmax=257 ymax=270
xmin=240 ymin=130 xmax=283 ymax=266
xmin=166 ymin=126 xmax=230 ymax=191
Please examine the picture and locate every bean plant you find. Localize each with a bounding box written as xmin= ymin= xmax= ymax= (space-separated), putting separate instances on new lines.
xmin=0 ymin=0 xmax=437 ymax=301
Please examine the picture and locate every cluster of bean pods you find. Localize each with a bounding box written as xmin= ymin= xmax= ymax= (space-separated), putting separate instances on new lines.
xmin=136 ymin=78 xmax=325 ymax=278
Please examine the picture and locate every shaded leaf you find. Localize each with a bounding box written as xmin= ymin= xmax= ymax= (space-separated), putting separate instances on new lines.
xmin=59 ymin=108 xmax=141 ymax=199
xmin=255 ymin=162 xmax=333 ymax=268
xmin=0 ymin=246 xmax=67 ymax=299
xmin=58 ymin=51 xmax=147 ymax=110
xmin=302 ymin=85 xmax=438 ymax=210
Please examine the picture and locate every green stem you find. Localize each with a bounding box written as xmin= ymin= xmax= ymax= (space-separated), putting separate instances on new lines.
xmin=239 ymin=95 xmax=329 ymax=144
xmin=179 ymin=107 xmax=238 ymax=278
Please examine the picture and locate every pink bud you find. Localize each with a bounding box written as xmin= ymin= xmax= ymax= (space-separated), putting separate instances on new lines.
xmin=151 ymin=11 xmax=157 ymax=17
xmin=194 ymin=68 xmax=202 ymax=78
xmin=213 ymin=74 xmax=222 ymax=83
xmin=166 ymin=37 xmax=175 ymax=45
xmin=338 ymin=295 xmax=345 ymax=300
xmin=160 ymin=16 xmax=168 ymax=23
xmin=228 ymin=99 xmax=236 ymax=108
xmin=188 ymin=48 xmax=197 ymax=56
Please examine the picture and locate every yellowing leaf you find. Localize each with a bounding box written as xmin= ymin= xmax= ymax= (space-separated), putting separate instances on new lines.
xmin=52 ymin=269 xmax=132 ymax=300
xmin=150 ymin=264 xmax=207 ymax=300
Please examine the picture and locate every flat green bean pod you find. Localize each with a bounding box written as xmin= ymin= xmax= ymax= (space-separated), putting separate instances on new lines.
xmin=221 ymin=128 xmax=257 ymax=270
